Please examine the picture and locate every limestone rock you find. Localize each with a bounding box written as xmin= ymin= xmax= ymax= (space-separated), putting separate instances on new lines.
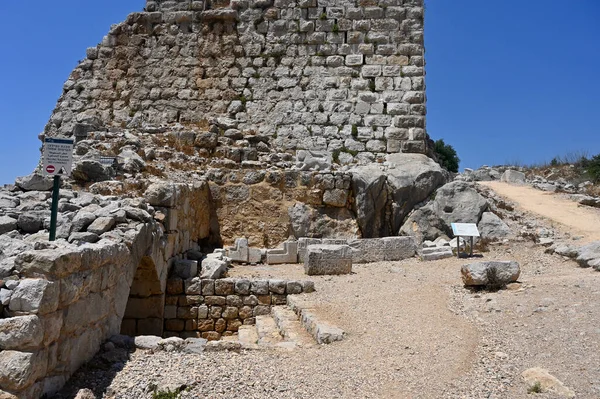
xmin=71 ymin=211 xmax=97 ymax=233
xmin=144 ymin=183 xmax=177 ymax=207
xmin=350 ymin=164 xmax=388 ymax=238
xmin=86 ymin=216 xmax=115 ymax=235
xmin=8 ymin=279 xmax=59 ymax=315
xmin=500 ymin=169 xmax=526 ymax=184
xmin=0 ymin=216 xmax=17 ymax=235
xmin=304 ymin=244 xmax=352 ymax=276
xmin=575 ymin=241 xmax=600 ymax=269
xmin=0 ymin=350 xmax=47 ymax=391
xmin=17 ymin=213 xmax=45 ymax=234
xmin=134 ymin=335 xmax=162 ymax=350
xmin=72 ymin=160 xmax=110 ymax=182
xmin=522 ymin=367 xmax=575 ymax=397
xmin=478 ymin=212 xmax=511 ymax=240
xmin=200 ymin=257 xmax=228 ymax=279
xmin=0 ymin=315 xmax=44 ymax=350
xmin=174 ymin=259 xmax=198 ymax=279
xmin=461 ymin=261 xmax=520 ymax=287
xmin=74 ymin=388 xmax=97 ymax=399
xmin=15 ymin=173 xmax=54 ymax=191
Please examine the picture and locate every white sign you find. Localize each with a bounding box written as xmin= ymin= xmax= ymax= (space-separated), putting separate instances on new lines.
xmin=451 ymin=223 xmax=480 ymax=237
xmin=43 ymin=138 xmax=74 ymax=177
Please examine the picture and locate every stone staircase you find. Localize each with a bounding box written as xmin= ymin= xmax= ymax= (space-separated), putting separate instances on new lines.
xmin=218 ymin=296 xmax=345 ymax=351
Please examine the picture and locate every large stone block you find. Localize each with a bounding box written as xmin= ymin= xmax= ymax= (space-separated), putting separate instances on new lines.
xmin=0 ymin=350 xmax=47 ymax=391
xmin=304 ymin=245 xmax=352 ymax=275
xmin=266 ymin=241 xmax=298 ymax=264
xmin=173 ymin=259 xmax=198 ymax=279
xmin=0 ymin=316 xmax=44 ymax=350
xmin=9 ymin=279 xmax=59 ymax=315
xmin=461 ymin=261 xmax=520 ymax=287
xmin=348 ymin=237 xmax=416 ymax=263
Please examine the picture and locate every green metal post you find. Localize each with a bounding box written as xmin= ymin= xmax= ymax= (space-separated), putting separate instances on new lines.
xmin=49 ymin=175 xmax=60 ymax=241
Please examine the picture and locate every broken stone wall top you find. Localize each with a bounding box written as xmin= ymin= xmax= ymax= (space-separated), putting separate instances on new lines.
xmin=45 ymin=0 xmax=429 ymax=164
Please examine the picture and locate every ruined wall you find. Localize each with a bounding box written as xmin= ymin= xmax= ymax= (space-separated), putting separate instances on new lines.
xmin=0 ymin=180 xmax=214 ymax=398
xmin=163 ymin=277 xmax=315 ymax=339
xmin=45 ymin=0 xmax=428 ymax=163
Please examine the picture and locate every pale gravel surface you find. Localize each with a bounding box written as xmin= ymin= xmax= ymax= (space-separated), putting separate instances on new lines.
xmin=57 ymin=239 xmax=600 ymax=399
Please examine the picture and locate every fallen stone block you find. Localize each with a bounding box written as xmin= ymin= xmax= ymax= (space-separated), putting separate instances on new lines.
xmin=348 ymin=237 xmax=416 ymax=263
xmin=461 ymin=261 xmax=520 ymax=287
xmin=297 ymin=238 xmax=323 ymax=263
xmin=421 ymin=246 xmax=453 ymax=261
xmin=304 ymin=245 xmax=352 ymax=276
xmin=500 ymin=169 xmax=526 ymax=184
xmin=227 ymin=237 xmax=249 ymax=263
xmin=134 ymin=335 xmax=162 ymax=350
xmin=266 ymin=241 xmax=298 ymax=264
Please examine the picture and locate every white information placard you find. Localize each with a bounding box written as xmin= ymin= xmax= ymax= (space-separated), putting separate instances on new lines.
xmin=43 ymin=138 xmax=74 ymax=177
xmin=451 ymin=223 xmax=480 ymax=237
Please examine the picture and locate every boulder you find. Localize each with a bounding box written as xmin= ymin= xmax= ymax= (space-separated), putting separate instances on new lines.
xmin=173 ymin=259 xmax=198 ymax=279
xmin=0 ymin=216 xmax=18 ymax=235
xmin=432 ymin=181 xmax=488 ymax=227
xmin=288 ymin=203 xmax=311 ymax=238
xmin=350 ymin=154 xmax=447 ymax=238
xmin=200 ymin=257 xmax=228 ymax=279
xmin=72 ymin=160 xmax=110 ymax=182
xmin=472 ymin=167 xmax=500 ymax=181
xmin=86 ymin=216 xmax=115 ymax=235
xmin=144 ymin=183 xmax=177 ymax=207
xmin=400 ymin=181 xmax=488 ymax=244
xmin=15 ymin=173 xmax=54 ymax=191
xmin=461 ymin=261 xmax=520 ymax=287
xmin=118 ymin=149 xmax=146 ymax=174
xmin=478 ymin=212 xmax=511 ymax=240
xmin=17 ymin=213 xmax=45 ymax=234
xmin=134 ymin=335 xmax=162 ymax=350
xmin=575 ymin=241 xmax=600 ymax=268
xmin=500 ymin=169 xmax=526 ymax=184
xmin=71 ymin=211 xmax=97 ymax=233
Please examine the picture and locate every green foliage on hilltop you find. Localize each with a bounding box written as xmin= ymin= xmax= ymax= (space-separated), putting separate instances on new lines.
xmin=433 ymin=139 xmax=460 ymax=173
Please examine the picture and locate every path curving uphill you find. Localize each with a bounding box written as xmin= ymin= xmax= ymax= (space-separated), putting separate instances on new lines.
xmin=480 ymin=181 xmax=600 ymax=243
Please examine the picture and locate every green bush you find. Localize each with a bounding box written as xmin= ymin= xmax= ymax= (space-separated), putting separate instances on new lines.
xmin=587 ymin=154 xmax=600 ymax=182
xmin=433 ymin=139 xmax=460 ymax=173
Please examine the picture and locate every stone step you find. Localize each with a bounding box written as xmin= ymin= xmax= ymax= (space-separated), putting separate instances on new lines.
xmin=255 ymin=315 xmax=284 ymax=346
xmin=237 ymin=325 xmax=259 ymax=350
xmin=271 ymin=306 xmax=316 ymax=348
xmin=287 ymin=295 xmax=345 ymax=344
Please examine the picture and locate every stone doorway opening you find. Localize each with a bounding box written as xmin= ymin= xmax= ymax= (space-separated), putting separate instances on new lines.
xmin=120 ymin=255 xmax=165 ymax=336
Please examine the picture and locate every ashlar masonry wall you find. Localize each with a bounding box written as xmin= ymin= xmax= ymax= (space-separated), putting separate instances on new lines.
xmin=45 ymin=0 xmax=428 ymax=163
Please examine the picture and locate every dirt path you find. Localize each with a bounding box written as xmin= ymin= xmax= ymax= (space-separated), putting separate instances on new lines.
xmin=480 ymin=181 xmax=600 ymax=243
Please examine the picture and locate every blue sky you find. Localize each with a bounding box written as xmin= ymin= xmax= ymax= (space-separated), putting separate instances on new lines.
xmin=0 ymin=1 xmax=599 ymax=184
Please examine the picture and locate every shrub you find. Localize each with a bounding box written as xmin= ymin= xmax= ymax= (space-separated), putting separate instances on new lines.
xmin=587 ymin=153 xmax=600 ymax=182
xmin=433 ymin=139 xmax=460 ymax=173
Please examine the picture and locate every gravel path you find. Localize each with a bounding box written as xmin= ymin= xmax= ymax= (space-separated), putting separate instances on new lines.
xmin=57 ymin=238 xmax=600 ymax=398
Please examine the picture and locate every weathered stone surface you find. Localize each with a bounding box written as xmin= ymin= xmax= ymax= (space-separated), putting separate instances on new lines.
xmin=0 ymin=216 xmax=18 ymax=235
xmin=200 ymin=258 xmax=227 ymax=279
xmin=500 ymin=169 xmax=526 ymax=184
xmin=349 ymin=237 xmax=416 ymax=263
xmin=575 ymin=241 xmax=600 ymax=268
xmin=72 ymin=160 xmax=110 ymax=182
xmin=8 ymin=279 xmax=59 ymax=315
xmin=15 ymin=248 xmax=82 ymax=279
xmin=86 ymin=216 xmax=115 ymax=235
xmin=304 ymin=245 xmax=352 ymax=276
xmin=144 ymin=183 xmax=177 ymax=207
xmin=478 ymin=212 xmax=511 ymax=240
xmin=134 ymin=335 xmax=162 ymax=350
xmin=0 ymin=350 xmax=47 ymax=391
xmin=266 ymin=241 xmax=298 ymax=264
xmin=17 ymin=213 xmax=44 ymax=234
xmin=461 ymin=261 xmax=520 ymax=287
xmin=0 ymin=316 xmax=44 ymax=350
xmin=173 ymin=259 xmax=198 ymax=279
xmin=15 ymin=173 xmax=54 ymax=191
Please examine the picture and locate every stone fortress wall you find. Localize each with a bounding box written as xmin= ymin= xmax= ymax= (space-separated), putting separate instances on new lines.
xmin=46 ymin=0 xmax=428 ymax=162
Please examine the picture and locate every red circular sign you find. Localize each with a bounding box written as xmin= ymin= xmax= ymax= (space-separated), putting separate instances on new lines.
xmin=46 ymin=165 xmax=55 ymax=173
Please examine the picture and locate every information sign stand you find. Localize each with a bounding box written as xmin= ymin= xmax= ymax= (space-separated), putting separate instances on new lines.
xmin=451 ymin=223 xmax=481 ymax=258
xmin=42 ymin=138 xmax=74 ymax=241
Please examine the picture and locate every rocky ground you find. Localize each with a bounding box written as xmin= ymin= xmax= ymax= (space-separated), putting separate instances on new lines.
xmin=57 ymin=227 xmax=600 ymax=398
